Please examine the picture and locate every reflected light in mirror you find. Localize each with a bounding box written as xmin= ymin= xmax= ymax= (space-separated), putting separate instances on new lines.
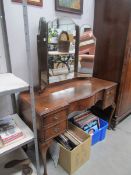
xmin=78 ymin=24 xmax=96 ymax=76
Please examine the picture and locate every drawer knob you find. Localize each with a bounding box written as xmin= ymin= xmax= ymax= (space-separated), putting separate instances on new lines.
xmin=53 ymin=128 xmax=60 ymax=133
xmin=54 ymin=116 xmax=58 ymax=120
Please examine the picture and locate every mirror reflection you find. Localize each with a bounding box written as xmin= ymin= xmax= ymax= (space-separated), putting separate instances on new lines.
xmin=37 ymin=17 xmax=96 ymax=90
xmin=48 ymin=17 xmax=79 ymax=83
xmin=78 ymin=24 xmax=96 ymax=77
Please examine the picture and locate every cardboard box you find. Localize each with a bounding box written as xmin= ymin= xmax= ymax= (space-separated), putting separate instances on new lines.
xmin=58 ymin=123 xmax=91 ymax=175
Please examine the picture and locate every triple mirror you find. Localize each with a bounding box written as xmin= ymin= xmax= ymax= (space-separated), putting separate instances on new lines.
xmin=37 ymin=17 xmax=96 ymax=90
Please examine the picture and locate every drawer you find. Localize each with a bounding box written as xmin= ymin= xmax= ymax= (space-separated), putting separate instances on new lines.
xmin=95 ymin=91 xmax=104 ymax=103
xmin=78 ymin=96 xmax=95 ymax=111
xmin=42 ymin=120 xmax=67 ymax=141
xmin=69 ymin=101 xmax=79 ymax=113
xmin=69 ymin=96 xmax=95 ymax=112
xmin=102 ymin=87 xmax=116 ymax=109
xmin=41 ymin=110 xmax=67 ymax=128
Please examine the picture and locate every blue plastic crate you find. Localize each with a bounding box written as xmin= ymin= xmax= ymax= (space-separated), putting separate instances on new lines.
xmin=85 ymin=118 xmax=108 ymax=145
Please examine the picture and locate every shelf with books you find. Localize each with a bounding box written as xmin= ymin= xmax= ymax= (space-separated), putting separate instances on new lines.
xmin=0 ymin=148 xmax=37 ymax=175
xmin=0 ymin=73 xmax=29 ymax=96
xmin=0 ymin=114 xmax=34 ymax=157
xmin=0 ymin=1 xmax=40 ymax=174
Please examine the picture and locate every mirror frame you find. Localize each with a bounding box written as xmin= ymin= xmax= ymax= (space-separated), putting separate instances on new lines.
xmin=37 ymin=17 xmax=80 ymax=91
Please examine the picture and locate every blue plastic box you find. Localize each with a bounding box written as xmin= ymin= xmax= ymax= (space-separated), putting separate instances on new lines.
xmin=85 ymin=118 xmax=108 ymax=145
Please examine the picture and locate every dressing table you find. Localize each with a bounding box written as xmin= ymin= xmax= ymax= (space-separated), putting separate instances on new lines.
xmin=19 ymin=77 xmax=117 ymax=175
xmin=19 ymin=17 xmax=117 ymax=175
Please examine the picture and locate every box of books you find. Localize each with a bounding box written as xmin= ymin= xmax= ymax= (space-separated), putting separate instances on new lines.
xmin=58 ymin=122 xmax=91 ymax=175
xmin=69 ymin=110 xmax=108 ymax=145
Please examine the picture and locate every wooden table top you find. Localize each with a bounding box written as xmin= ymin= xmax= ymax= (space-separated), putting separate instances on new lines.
xmin=20 ymin=77 xmax=117 ymax=116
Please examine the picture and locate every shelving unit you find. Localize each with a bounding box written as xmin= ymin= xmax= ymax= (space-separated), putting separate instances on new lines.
xmin=0 ymin=74 xmax=39 ymax=172
xmin=0 ymin=114 xmax=34 ymax=156
xmin=0 ymin=148 xmax=37 ymax=175
xmin=0 ymin=0 xmax=40 ymax=175
xmin=0 ymin=73 xmax=29 ymax=96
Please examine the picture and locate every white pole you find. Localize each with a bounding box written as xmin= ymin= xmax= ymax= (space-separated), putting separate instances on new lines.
xmin=22 ymin=1 xmax=41 ymax=174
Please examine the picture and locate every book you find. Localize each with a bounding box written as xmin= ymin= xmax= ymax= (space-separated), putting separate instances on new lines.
xmin=67 ymin=129 xmax=84 ymax=143
xmin=74 ymin=111 xmax=91 ymax=122
xmin=83 ymin=120 xmax=100 ymax=135
xmin=0 ymin=115 xmax=23 ymax=146
xmin=73 ymin=111 xmax=90 ymax=120
xmin=64 ymin=132 xmax=80 ymax=146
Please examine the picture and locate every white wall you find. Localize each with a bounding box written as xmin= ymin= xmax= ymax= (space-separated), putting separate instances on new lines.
xmin=0 ymin=18 xmax=13 ymax=117
xmin=3 ymin=0 xmax=95 ymax=86
xmin=0 ymin=21 xmax=7 ymax=73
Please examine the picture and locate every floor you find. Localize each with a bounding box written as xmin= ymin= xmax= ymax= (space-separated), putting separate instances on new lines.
xmin=29 ymin=115 xmax=131 ymax=175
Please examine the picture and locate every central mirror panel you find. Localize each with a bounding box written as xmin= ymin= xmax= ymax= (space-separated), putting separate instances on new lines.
xmin=37 ymin=17 xmax=96 ymax=91
xmin=48 ymin=17 xmax=79 ymax=84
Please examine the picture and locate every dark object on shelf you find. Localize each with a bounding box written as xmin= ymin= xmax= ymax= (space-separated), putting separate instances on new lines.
xmin=58 ymin=31 xmax=70 ymax=52
xmin=55 ymin=0 xmax=83 ymax=15
xmin=4 ymin=159 xmax=30 ymax=168
xmin=93 ymin=0 xmax=131 ymax=126
xmin=5 ymin=158 xmax=33 ymax=175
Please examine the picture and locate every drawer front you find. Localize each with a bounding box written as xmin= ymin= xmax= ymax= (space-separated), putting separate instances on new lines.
xmin=95 ymin=91 xmax=104 ymax=103
xmin=69 ymin=101 xmax=79 ymax=113
xmin=42 ymin=110 xmax=67 ymax=128
xmin=103 ymin=87 xmax=116 ymax=109
xmin=78 ymin=96 xmax=95 ymax=111
xmin=42 ymin=120 xmax=67 ymax=141
xmin=69 ymin=96 xmax=95 ymax=112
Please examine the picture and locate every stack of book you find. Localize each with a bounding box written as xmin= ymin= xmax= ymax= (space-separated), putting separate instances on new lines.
xmin=55 ymin=130 xmax=83 ymax=151
xmin=71 ymin=111 xmax=100 ymax=135
xmin=0 ymin=115 xmax=23 ymax=147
